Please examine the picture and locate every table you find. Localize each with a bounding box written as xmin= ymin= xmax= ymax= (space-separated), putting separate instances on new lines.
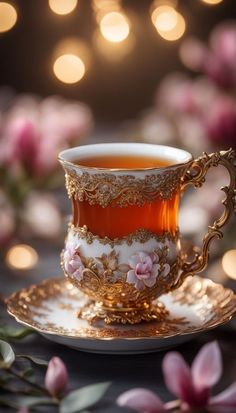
xmin=0 ymin=239 xmax=236 ymax=413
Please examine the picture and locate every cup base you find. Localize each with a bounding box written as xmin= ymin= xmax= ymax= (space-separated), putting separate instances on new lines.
xmin=77 ymin=300 xmax=169 ymax=325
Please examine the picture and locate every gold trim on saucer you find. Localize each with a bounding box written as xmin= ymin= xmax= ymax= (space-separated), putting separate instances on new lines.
xmin=6 ymin=276 xmax=236 ymax=340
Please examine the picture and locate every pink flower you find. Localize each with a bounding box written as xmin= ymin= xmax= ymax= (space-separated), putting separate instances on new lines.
xmin=210 ymin=22 xmax=236 ymax=71
xmin=127 ymin=251 xmax=170 ymax=291
xmin=5 ymin=117 xmax=38 ymax=173
xmin=204 ymin=97 xmax=236 ymax=148
xmin=117 ymin=342 xmax=236 ymax=413
xmin=163 ymin=341 xmax=236 ymax=412
xmin=180 ymin=23 xmax=236 ymax=88
xmin=157 ymin=74 xmax=197 ymax=114
xmin=117 ymin=388 xmax=165 ymax=413
xmin=64 ymin=239 xmax=85 ymax=281
xmin=45 ymin=357 xmax=68 ymax=397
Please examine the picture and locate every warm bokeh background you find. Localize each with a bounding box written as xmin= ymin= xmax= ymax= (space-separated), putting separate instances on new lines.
xmin=0 ymin=0 xmax=235 ymax=120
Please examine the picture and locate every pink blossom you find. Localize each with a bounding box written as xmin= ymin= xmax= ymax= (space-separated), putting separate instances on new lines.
xmin=117 ymin=388 xmax=165 ymax=413
xmin=117 ymin=342 xmax=236 ymax=413
xmin=163 ymin=341 xmax=236 ymax=411
xmin=64 ymin=239 xmax=85 ymax=281
xmin=127 ymin=251 xmax=170 ymax=291
xmin=180 ymin=23 xmax=236 ymax=88
xmin=45 ymin=356 xmax=68 ymax=397
xmin=180 ymin=37 xmax=208 ymax=72
xmin=210 ymin=22 xmax=236 ymax=70
xmin=157 ymin=74 xmax=197 ymax=114
xmin=4 ymin=117 xmax=38 ymax=173
xmin=204 ymin=97 xmax=236 ymax=148
xmin=0 ymin=94 xmax=93 ymax=178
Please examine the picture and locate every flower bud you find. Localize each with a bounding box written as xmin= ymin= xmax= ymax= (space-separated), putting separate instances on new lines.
xmin=45 ymin=356 xmax=68 ymax=397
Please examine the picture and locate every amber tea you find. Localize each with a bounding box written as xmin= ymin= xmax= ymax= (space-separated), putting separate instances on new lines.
xmin=75 ymin=154 xmax=172 ymax=169
xmin=71 ymin=153 xmax=178 ymax=238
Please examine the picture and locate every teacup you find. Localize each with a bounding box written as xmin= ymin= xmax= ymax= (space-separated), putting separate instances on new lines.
xmin=59 ymin=143 xmax=236 ymax=324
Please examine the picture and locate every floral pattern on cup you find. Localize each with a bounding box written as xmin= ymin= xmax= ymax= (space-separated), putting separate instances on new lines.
xmin=63 ymin=240 xmax=170 ymax=290
xmin=127 ymin=251 xmax=170 ymax=291
xmin=64 ymin=239 xmax=85 ymax=281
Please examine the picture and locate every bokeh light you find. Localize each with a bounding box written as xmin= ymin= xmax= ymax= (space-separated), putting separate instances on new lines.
xmin=222 ymin=250 xmax=236 ymax=280
xmin=53 ymin=54 xmax=85 ymax=84
xmin=6 ymin=244 xmax=38 ymax=270
xmin=48 ymin=0 xmax=77 ymax=15
xmin=0 ymin=2 xmax=17 ymax=33
xmin=94 ymin=30 xmax=135 ymax=61
xmin=201 ymin=0 xmax=223 ymax=4
xmin=100 ymin=12 xmax=130 ymax=43
xmin=152 ymin=5 xmax=186 ymax=41
xmin=151 ymin=5 xmax=178 ymax=31
xmin=93 ymin=0 xmax=121 ymax=22
xmin=53 ymin=38 xmax=90 ymax=84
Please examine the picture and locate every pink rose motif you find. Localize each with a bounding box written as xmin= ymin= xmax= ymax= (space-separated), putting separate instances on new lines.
xmin=127 ymin=251 xmax=170 ymax=291
xmin=64 ymin=239 xmax=84 ymax=281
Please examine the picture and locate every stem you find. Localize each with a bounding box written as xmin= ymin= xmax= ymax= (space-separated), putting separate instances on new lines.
xmin=9 ymin=367 xmax=50 ymax=396
xmin=1 ymin=383 xmax=33 ymax=395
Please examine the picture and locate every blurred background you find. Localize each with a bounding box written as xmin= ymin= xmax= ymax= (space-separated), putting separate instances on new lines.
xmin=0 ymin=0 xmax=236 ymax=294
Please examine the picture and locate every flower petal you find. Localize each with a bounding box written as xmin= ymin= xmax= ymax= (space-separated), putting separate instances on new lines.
xmin=135 ymin=279 xmax=145 ymax=291
xmin=161 ymin=263 xmax=170 ymax=277
xmin=208 ymin=382 xmax=236 ymax=413
xmin=192 ymin=341 xmax=222 ymax=391
xmin=163 ymin=352 xmax=195 ymax=404
xmin=117 ymin=388 xmax=164 ymax=413
xmin=144 ymin=274 xmax=157 ymax=287
xmin=127 ymin=270 xmax=136 ymax=284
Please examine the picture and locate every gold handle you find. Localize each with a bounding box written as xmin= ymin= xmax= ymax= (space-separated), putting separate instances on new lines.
xmin=175 ymin=148 xmax=236 ymax=288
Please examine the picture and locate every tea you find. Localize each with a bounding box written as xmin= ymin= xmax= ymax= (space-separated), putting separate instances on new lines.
xmin=74 ymin=154 xmax=172 ymax=169
xmin=71 ymin=153 xmax=179 ymax=238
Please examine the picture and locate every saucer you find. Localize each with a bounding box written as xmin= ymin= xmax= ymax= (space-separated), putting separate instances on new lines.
xmin=7 ymin=276 xmax=236 ymax=354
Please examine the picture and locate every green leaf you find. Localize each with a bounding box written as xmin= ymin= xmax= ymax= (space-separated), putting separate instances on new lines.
xmin=0 ymin=340 xmax=15 ymax=368
xmin=60 ymin=382 xmax=110 ymax=413
xmin=0 ymin=325 xmax=34 ymax=341
xmin=0 ymin=397 xmax=19 ymax=409
xmin=0 ymin=395 xmax=55 ymax=408
xmin=17 ymin=354 xmax=48 ymax=366
xmin=23 ymin=367 xmax=35 ymax=378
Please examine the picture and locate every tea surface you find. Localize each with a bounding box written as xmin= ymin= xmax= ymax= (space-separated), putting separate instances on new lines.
xmin=74 ymin=154 xmax=172 ymax=169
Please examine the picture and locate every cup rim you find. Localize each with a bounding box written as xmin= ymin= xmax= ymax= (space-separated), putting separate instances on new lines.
xmin=58 ymin=143 xmax=193 ymax=172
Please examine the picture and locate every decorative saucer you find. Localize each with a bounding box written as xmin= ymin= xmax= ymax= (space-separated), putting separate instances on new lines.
xmin=7 ymin=276 xmax=236 ymax=354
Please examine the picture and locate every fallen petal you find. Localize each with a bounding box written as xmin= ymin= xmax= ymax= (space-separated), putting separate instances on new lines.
xmin=192 ymin=341 xmax=222 ymax=391
xmin=163 ymin=352 xmax=195 ymax=405
xmin=117 ymin=388 xmax=164 ymax=413
xmin=208 ymin=382 xmax=236 ymax=413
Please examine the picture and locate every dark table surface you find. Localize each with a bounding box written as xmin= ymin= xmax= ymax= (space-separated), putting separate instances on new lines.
xmin=0 ymin=239 xmax=236 ymax=413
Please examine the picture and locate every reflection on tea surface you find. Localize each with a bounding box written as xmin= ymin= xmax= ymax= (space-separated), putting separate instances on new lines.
xmin=74 ymin=154 xmax=173 ymax=169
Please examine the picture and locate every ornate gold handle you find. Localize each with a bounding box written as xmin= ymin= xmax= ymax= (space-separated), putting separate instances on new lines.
xmin=175 ymin=148 xmax=236 ymax=288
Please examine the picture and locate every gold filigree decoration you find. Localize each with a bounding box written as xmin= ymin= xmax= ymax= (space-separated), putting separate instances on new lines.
xmin=64 ymin=166 xmax=187 ymax=207
xmin=77 ymin=301 xmax=169 ymax=325
xmin=61 ymin=246 xmax=178 ymax=306
xmin=70 ymin=225 xmax=179 ymax=247
xmin=176 ymin=148 xmax=236 ymax=287
xmin=6 ymin=277 xmax=236 ymax=339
